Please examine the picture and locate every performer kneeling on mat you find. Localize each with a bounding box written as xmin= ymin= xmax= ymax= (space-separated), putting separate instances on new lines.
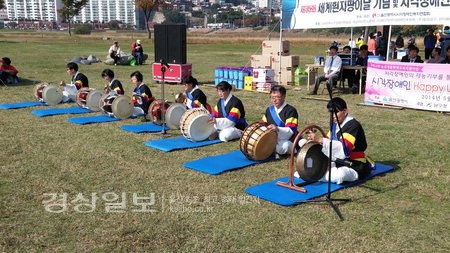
xmin=101 ymin=69 xmax=124 ymax=95
xmin=261 ymin=85 xmax=299 ymax=157
xmin=209 ymin=81 xmax=248 ymax=142
xmin=297 ymin=97 xmax=372 ymax=184
xmin=130 ymin=71 xmax=155 ymax=118
xmin=60 ymin=62 xmax=89 ymax=102
xmin=181 ymin=75 xmax=211 ymax=111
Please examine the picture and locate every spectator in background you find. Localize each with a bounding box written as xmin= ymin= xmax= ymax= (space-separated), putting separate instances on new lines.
xmin=308 ymin=45 xmax=342 ymax=95
xmin=131 ymin=40 xmax=144 ymax=65
xmin=443 ymin=46 xmax=450 ymax=64
xmin=108 ymin=40 xmax=122 ymax=65
xmin=375 ymin=31 xmax=386 ymax=58
xmin=439 ymin=26 xmax=450 ymax=59
xmin=340 ymin=46 xmax=355 ymax=91
xmin=401 ymin=46 xmax=424 ymax=63
xmin=423 ymin=29 xmax=437 ymax=60
xmin=356 ymin=37 xmax=365 ymax=49
xmin=395 ymin=35 xmax=405 ymax=49
xmin=0 ymin=57 xmax=19 ymax=85
xmin=353 ymin=45 xmax=369 ymax=94
xmin=426 ymin=47 xmax=444 ymax=64
xmin=367 ymin=32 xmax=377 ymax=55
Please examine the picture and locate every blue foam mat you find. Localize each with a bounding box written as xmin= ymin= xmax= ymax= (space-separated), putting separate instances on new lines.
xmin=120 ymin=122 xmax=169 ymax=133
xmin=0 ymin=101 xmax=46 ymax=110
xmin=145 ymin=137 xmax=221 ymax=152
xmin=184 ymin=150 xmax=274 ymax=175
xmin=32 ymin=106 xmax=92 ymax=117
xmin=67 ymin=114 xmax=121 ymax=124
xmin=245 ymin=163 xmax=394 ymax=206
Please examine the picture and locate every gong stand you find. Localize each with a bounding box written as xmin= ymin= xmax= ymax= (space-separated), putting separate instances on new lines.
xmin=276 ymin=124 xmax=327 ymax=193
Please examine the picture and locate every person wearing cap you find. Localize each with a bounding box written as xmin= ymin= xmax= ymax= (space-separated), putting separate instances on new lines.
xmin=367 ymin=32 xmax=377 ymax=55
xmin=108 ymin=40 xmax=122 ymax=65
xmin=131 ymin=40 xmax=144 ymax=65
xmin=0 ymin=57 xmax=19 ymax=85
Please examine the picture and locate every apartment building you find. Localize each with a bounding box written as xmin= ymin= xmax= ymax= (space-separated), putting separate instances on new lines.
xmin=4 ymin=0 xmax=59 ymax=21
xmin=72 ymin=0 xmax=136 ymax=25
xmin=3 ymin=0 xmax=139 ymax=26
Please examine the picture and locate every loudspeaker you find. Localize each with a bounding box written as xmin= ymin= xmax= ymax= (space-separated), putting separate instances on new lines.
xmin=154 ymin=24 xmax=187 ymax=64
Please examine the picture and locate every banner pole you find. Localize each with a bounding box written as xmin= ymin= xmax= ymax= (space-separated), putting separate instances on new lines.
xmin=278 ymin=0 xmax=283 ymax=85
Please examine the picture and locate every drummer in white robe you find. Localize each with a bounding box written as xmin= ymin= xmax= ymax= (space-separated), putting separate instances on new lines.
xmin=60 ymin=62 xmax=89 ymax=103
xmin=209 ymin=81 xmax=248 ymax=142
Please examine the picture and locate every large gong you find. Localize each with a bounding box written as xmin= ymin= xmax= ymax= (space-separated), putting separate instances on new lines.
xmin=295 ymin=142 xmax=328 ymax=182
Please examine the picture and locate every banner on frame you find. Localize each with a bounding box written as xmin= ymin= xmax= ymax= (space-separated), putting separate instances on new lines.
xmin=364 ymin=61 xmax=450 ymax=112
xmin=282 ymin=0 xmax=450 ymax=29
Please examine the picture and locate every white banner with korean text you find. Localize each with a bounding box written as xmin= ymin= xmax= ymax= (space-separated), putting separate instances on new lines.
xmin=364 ymin=61 xmax=450 ymax=112
xmin=282 ymin=0 xmax=450 ymax=29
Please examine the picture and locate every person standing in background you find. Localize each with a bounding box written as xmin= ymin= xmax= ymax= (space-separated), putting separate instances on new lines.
xmin=423 ymin=29 xmax=437 ymax=60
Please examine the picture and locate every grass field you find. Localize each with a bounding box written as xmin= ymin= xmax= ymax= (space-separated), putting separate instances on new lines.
xmin=0 ymin=30 xmax=449 ymax=252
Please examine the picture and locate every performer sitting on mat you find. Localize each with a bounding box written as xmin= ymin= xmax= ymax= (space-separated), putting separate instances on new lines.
xmin=130 ymin=71 xmax=155 ymax=118
xmin=101 ymin=69 xmax=124 ymax=95
xmin=181 ymin=75 xmax=211 ymax=111
xmin=60 ymin=62 xmax=89 ymax=103
xmin=209 ymin=81 xmax=248 ymax=142
xmin=261 ymin=85 xmax=299 ymax=156
xmin=297 ymin=97 xmax=373 ymax=184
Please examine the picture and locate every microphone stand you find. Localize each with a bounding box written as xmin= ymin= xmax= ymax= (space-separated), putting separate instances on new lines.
xmin=159 ymin=60 xmax=170 ymax=137
xmin=296 ymin=85 xmax=350 ymax=221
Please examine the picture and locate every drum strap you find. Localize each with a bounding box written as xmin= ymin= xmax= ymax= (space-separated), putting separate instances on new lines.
xmin=185 ymin=90 xmax=194 ymax=101
xmin=186 ymin=90 xmax=195 ymax=108
xmin=269 ymin=105 xmax=284 ymax=127
xmin=220 ymin=98 xmax=227 ymax=117
xmin=331 ymin=123 xmax=350 ymax=157
xmin=220 ymin=98 xmax=248 ymax=128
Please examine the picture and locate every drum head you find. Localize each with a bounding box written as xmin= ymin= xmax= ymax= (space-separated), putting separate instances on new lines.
xmin=295 ymin=142 xmax=328 ymax=182
xmin=187 ymin=114 xmax=215 ymax=142
xmin=165 ymin=103 xmax=187 ymax=129
xmin=252 ymin=130 xmax=277 ymax=160
xmin=34 ymin=83 xmax=47 ymax=100
xmin=42 ymin=85 xmax=63 ymax=105
xmin=111 ymin=95 xmax=133 ymax=119
xmin=85 ymin=90 xmax=103 ymax=111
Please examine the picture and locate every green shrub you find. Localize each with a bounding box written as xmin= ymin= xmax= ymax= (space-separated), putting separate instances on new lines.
xmin=74 ymin=25 xmax=92 ymax=35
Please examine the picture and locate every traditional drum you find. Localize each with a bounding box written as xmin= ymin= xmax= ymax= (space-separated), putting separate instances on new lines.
xmin=99 ymin=94 xmax=133 ymax=119
xmin=147 ymin=100 xmax=170 ymax=124
xmin=147 ymin=100 xmax=186 ymax=129
xmin=239 ymin=122 xmax=277 ymax=161
xmin=295 ymin=141 xmax=328 ymax=182
xmin=174 ymin=92 xmax=186 ymax=104
xmin=180 ymin=108 xmax=215 ymax=142
xmin=165 ymin=103 xmax=187 ymax=129
xmin=34 ymin=83 xmax=63 ymax=106
xmin=76 ymin=87 xmax=103 ymax=111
